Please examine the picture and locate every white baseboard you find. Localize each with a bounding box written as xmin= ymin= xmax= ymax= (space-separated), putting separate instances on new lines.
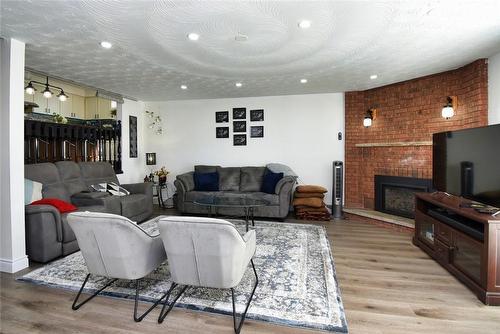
xmin=0 ymin=255 xmax=29 ymax=273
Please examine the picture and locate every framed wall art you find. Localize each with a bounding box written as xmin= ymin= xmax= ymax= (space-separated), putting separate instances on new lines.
xmin=233 ymin=121 xmax=246 ymax=133
xmin=233 ymin=134 xmax=247 ymax=146
xmin=216 ymin=127 xmax=229 ymax=138
xmin=129 ymin=115 xmax=138 ymax=158
xmin=250 ymin=109 xmax=264 ymax=121
xmin=250 ymin=126 xmax=264 ymax=138
xmin=215 ymin=111 xmax=229 ymax=123
xmin=232 ymin=107 xmax=246 ymax=119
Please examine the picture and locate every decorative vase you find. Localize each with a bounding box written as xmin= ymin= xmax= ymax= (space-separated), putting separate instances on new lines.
xmin=159 ymin=175 xmax=167 ymax=185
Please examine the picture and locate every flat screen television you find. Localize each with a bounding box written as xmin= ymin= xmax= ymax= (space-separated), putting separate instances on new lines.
xmin=433 ymin=123 xmax=500 ymax=208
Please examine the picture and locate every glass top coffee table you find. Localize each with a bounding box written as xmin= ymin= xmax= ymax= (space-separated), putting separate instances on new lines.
xmin=194 ymin=197 xmax=269 ymax=231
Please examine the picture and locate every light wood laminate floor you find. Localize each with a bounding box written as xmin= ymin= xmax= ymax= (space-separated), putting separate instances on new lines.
xmin=1 ymin=212 xmax=499 ymax=334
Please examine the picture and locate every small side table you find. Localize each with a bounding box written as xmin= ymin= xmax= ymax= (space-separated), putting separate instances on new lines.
xmin=153 ymin=181 xmax=176 ymax=208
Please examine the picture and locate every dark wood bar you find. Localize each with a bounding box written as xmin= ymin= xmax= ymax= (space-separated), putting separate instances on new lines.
xmin=24 ymin=119 xmax=122 ymax=174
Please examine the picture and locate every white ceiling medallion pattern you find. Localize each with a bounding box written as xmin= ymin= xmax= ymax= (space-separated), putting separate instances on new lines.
xmin=1 ymin=0 xmax=500 ymax=101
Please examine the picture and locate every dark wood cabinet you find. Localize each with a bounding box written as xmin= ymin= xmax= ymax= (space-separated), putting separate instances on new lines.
xmin=413 ymin=192 xmax=500 ymax=305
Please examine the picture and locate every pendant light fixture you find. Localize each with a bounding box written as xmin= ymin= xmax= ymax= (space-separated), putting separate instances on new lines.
xmin=42 ymin=86 xmax=53 ymax=98
xmin=24 ymin=82 xmax=36 ymax=95
xmin=57 ymin=90 xmax=68 ymax=101
xmin=24 ymin=76 xmax=69 ymax=102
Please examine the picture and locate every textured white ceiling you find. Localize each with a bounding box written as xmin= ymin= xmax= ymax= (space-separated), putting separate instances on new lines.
xmin=1 ymin=0 xmax=500 ymax=101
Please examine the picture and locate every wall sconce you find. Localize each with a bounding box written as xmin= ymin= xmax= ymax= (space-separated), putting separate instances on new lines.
xmin=442 ymin=96 xmax=457 ymax=119
xmin=363 ymin=108 xmax=377 ymax=127
xmin=146 ymin=152 xmax=156 ymax=165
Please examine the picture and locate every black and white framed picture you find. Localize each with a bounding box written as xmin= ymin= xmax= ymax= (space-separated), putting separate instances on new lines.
xmin=216 ymin=127 xmax=229 ymax=138
xmin=234 ymin=134 xmax=247 ymax=146
xmin=250 ymin=109 xmax=264 ymax=121
xmin=233 ymin=121 xmax=246 ymax=133
xmin=215 ymin=111 xmax=229 ymax=123
xmin=129 ymin=115 xmax=138 ymax=158
xmin=232 ymin=107 xmax=246 ymax=119
xmin=250 ymin=126 xmax=264 ymax=138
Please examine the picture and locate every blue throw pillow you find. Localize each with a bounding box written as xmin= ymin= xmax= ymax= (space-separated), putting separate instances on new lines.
xmin=194 ymin=172 xmax=219 ymax=191
xmin=261 ymin=169 xmax=283 ymax=194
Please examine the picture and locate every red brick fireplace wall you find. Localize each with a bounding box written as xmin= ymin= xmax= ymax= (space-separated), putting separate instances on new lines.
xmin=345 ymin=59 xmax=488 ymax=209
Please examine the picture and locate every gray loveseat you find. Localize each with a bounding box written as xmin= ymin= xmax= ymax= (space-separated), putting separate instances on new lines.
xmin=24 ymin=161 xmax=153 ymax=263
xmin=175 ymin=165 xmax=296 ymax=219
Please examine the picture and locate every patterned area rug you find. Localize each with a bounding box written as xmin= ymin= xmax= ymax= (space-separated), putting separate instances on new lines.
xmin=19 ymin=216 xmax=348 ymax=333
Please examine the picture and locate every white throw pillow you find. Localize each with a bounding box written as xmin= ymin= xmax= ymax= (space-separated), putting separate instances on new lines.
xmin=25 ymin=179 xmax=43 ymax=205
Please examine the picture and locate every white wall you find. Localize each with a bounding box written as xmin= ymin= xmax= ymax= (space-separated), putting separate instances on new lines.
xmin=489 ymin=51 xmax=500 ymax=125
xmin=0 ymin=38 xmax=29 ymax=273
xmin=144 ymin=93 xmax=345 ymax=203
xmin=117 ymin=98 xmax=147 ymax=184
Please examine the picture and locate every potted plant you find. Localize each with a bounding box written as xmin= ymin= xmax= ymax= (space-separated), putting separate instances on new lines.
xmin=155 ymin=166 xmax=169 ymax=185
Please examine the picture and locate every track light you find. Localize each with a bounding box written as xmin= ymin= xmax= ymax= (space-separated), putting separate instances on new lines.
xmin=25 ymin=82 xmax=36 ymax=95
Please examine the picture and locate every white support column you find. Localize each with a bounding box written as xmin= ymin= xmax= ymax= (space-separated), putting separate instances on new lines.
xmin=0 ymin=38 xmax=29 ymax=273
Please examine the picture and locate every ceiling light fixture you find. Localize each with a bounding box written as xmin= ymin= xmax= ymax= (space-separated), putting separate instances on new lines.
xmin=100 ymin=41 xmax=112 ymax=49
xmin=442 ymin=96 xmax=457 ymax=119
xmin=42 ymin=86 xmax=53 ymax=99
xmin=24 ymin=82 xmax=36 ymax=95
xmin=57 ymin=90 xmax=68 ymax=102
xmin=25 ymin=76 xmax=69 ymax=102
xmin=180 ymin=85 xmax=188 ymax=90
xmin=235 ymin=82 xmax=242 ymax=87
xmin=187 ymin=33 xmax=200 ymax=41
xmin=298 ymin=20 xmax=311 ymax=29
xmin=300 ymin=78 xmax=308 ymax=83
xmin=370 ymin=74 xmax=378 ymax=80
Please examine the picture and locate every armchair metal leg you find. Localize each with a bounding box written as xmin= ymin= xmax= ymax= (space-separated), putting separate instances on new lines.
xmin=231 ymin=259 xmax=259 ymax=334
xmin=133 ymin=279 xmax=170 ymax=322
xmin=72 ymin=274 xmax=117 ymax=310
xmin=158 ymin=283 xmax=188 ymax=323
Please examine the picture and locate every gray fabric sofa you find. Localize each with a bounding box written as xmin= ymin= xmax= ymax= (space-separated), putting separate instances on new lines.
xmin=24 ymin=161 xmax=153 ymax=263
xmin=174 ymin=165 xmax=296 ymax=219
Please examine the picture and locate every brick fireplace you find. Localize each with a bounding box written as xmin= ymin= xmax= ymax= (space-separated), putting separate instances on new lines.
xmin=374 ymin=175 xmax=432 ymax=219
xmin=344 ymin=59 xmax=488 ymax=210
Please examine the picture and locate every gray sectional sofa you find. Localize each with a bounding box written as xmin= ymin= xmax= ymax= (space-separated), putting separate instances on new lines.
xmin=175 ymin=165 xmax=296 ymax=219
xmin=24 ymin=161 xmax=153 ymax=263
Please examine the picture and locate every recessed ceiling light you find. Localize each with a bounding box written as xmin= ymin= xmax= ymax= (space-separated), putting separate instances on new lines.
xmin=180 ymin=85 xmax=188 ymax=90
xmin=300 ymin=78 xmax=308 ymax=84
xmin=370 ymin=74 xmax=378 ymax=80
xmin=235 ymin=82 xmax=242 ymax=87
xmin=100 ymin=41 xmax=112 ymax=49
xmin=187 ymin=33 xmax=200 ymax=41
xmin=298 ymin=20 xmax=311 ymax=29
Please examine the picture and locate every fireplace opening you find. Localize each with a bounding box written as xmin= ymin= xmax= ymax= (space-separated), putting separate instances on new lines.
xmin=375 ymin=175 xmax=432 ymax=218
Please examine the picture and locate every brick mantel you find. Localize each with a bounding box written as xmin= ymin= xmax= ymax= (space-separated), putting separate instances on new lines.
xmin=355 ymin=141 xmax=432 ymax=147
xmin=344 ymin=59 xmax=488 ymax=209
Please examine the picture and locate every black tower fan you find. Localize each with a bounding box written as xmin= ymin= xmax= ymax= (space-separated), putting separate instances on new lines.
xmin=332 ymin=161 xmax=344 ymax=219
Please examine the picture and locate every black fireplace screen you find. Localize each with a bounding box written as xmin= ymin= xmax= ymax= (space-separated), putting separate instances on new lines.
xmin=375 ymin=175 xmax=432 ymax=218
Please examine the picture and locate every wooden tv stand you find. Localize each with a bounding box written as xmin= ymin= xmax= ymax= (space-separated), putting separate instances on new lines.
xmin=413 ymin=192 xmax=500 ymax=305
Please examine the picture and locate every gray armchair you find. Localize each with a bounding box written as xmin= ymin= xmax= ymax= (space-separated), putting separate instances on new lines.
xmin=157 ymin=216 xmax=258 ymax=334
xmin=67 ymin=211 xmax=167 ymax=322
